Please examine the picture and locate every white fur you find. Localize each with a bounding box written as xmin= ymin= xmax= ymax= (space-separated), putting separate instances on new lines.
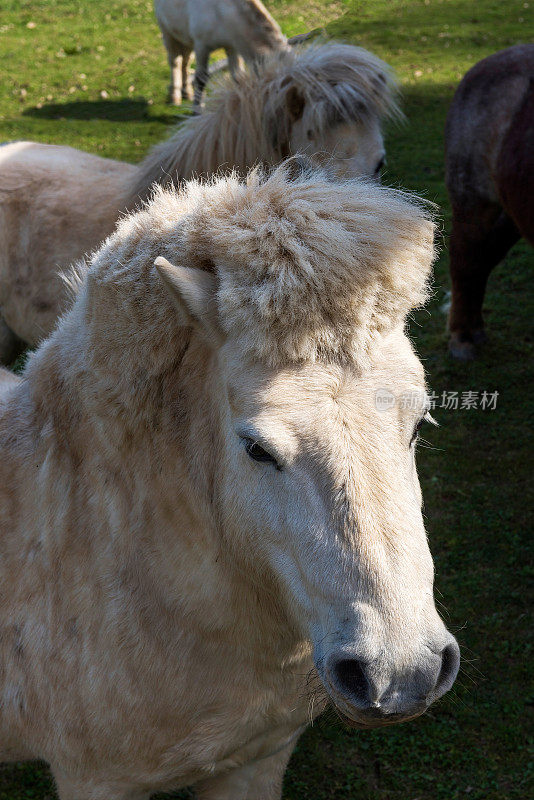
xmin=0 ymin=166 xmax=459 ymax=800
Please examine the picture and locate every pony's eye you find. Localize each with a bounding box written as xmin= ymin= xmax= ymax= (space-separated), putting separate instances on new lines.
xmin=410 ymin=417 xmax=425 ymax=446
xmin=374 ymin=156 xmax=385 ymax=175
xmin=307 ymin=129 xmax=314 ymax=140
xmin=243 ymin=437 xmax=280 ymax=469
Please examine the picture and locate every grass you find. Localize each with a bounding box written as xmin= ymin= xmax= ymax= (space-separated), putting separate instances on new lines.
xmin=1 ymin=1 xmax=533 ymax=798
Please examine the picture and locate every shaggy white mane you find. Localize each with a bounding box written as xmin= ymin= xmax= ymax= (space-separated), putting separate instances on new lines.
xmin=86 ymin=164 xmax=435 ymax=369
xmin=128 ymin=42 xmax=400 ymax=203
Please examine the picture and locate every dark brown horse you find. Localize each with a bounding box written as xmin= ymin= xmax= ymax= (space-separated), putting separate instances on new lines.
xmin=445 ymin=44 xmax=534 ymax=359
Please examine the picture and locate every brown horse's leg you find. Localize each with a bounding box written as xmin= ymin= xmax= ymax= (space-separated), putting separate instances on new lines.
xmin=448 ymin=203 xmax=520 ymax=359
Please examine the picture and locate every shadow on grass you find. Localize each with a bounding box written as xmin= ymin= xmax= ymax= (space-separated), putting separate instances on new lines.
xmin=23 ymin=99 xmax=184 ymax=125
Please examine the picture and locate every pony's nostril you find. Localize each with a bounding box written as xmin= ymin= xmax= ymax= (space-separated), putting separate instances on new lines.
xmin=332 ymin=658 xmax=370 ymax=705
xmin=435 ymin=641 xmax=461 ymax=697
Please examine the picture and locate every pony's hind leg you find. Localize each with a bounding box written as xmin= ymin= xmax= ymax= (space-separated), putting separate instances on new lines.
xmin=0 ymin=314 xmax=25 ymax=366
xmin=448 ymin=202 xmax=520 ymax=359
xmin=193 ymin=45 xmax=210 ymax=110
xmin=161 ymin=31 xmax=186 ymax=106
xmin=181 ymin=47 xmax=193 ymax=101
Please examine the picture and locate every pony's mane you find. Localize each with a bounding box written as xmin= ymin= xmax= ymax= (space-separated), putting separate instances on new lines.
xmin=89 ymin=164 xmax=434 ymax=370
xmin=127 ymin=42 xmax=400 ymax=205
xmin=61 ymin=260 xmax=87 ymax=304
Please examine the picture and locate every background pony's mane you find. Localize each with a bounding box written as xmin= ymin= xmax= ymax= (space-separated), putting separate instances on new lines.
xmin=87 ymin=165 xmax=434 ymax=370
xmin=127 ymin=43 xmax=400 ymax=205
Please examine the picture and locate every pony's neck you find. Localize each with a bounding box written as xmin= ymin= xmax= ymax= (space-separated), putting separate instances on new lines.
xmin=24 ymin=297 xmax=298 ymax=650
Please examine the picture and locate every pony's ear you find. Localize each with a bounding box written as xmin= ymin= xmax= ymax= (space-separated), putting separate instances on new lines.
xmin=285 ymin=83 xmax=305 ymax=121
xmin=268 ymin=79 xmax=306 ymax=157
xmin=155 ymin=257 xmax=223 ymax=346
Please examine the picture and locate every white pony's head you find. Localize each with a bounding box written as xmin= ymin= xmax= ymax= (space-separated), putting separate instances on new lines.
xmin=141 ymin=165 xmax=459 ymax=727
xmin=263 ymin=43 xmax=401 ymax=180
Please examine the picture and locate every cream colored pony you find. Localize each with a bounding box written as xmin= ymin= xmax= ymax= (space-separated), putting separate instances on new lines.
xmin=154 ymin=0 xmax=287 ymax=105
xmin=0 ymin=164 xmax=459 ymax=800
xmin=0 ymin=43 xmax=399 ymax=363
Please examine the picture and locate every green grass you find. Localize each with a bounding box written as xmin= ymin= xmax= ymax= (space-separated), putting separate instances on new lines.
xmin=1 ymin=1 xmax=533 ymax=798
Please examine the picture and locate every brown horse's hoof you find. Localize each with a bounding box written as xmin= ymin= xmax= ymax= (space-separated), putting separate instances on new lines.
xmin=448 ymin=334 xmax=476 ymax=360
xmin=472 ymin=328 xmax=487 ymax=345
xmin=448 ymin=327 xmax=488 ymax=360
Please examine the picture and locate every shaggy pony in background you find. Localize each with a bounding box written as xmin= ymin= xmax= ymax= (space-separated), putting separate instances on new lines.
xmin=0 ymin=43 xmax=400 ymax=362
xmin=154 ymin=0 xmax=288 ymax=106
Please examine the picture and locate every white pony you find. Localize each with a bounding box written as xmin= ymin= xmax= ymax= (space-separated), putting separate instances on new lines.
xmin=0 ymin=43 xmax=400 ymax=362
xmin=154 ymin=0 xmax=287 ymax=105
xmin=0 ymin=164 xmax=459 ymax=799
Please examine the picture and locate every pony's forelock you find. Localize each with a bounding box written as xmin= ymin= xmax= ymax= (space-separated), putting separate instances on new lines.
xmin=96 ymin=163 xmax=436 ymax=370
xmin=266 ymin=42 xmax=402 ymax=132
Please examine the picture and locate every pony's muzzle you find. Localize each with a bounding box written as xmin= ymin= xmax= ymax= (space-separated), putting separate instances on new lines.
xmin=324 ymin=639 xmax=460 ymax=726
